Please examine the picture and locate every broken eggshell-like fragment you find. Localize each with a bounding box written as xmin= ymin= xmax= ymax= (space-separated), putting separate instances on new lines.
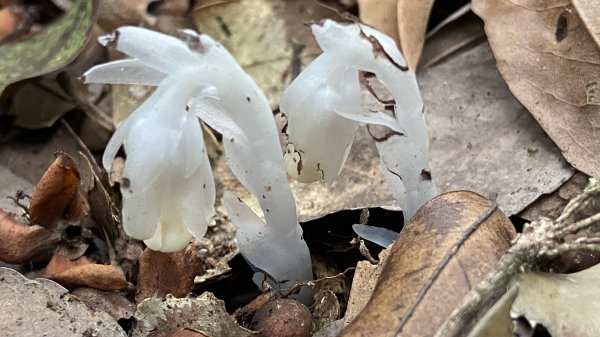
xmin=281 ymin=19 xmax=436 ymax=220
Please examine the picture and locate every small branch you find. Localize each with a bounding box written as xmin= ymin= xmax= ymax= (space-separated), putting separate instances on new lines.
xmin=57 ymin=72 xmax=115 ymax=133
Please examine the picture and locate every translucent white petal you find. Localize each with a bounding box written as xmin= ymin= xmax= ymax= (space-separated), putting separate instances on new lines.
xmin=334 ymin=106 xmax=404 ymax=133
xmin=174 ymin=140 xmax=216 ymax=239
xmin=144 ymin=198 xmax=194 ymax=252
xmin=121 ymin=78 xmax=196 ymax=192
xmin=181 ymin=116 xmax=204 ymax=179
xmin=83 ymin=59 xmax=166 ymax=86
xmin=190 ymin=98 xmax=245 ymax=139
xmin=121 ymin=177 xmax=163 ymax=240
xmin=106 ymin=26 xmax=203 ymax=78
xmin=352 ymin=224 xmax=397 ymax=248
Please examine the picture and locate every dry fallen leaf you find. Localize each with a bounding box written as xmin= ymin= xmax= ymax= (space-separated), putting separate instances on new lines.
xmin=519 ymin=172 xmax=590 ymax=221
xmin=0 ymin=267 xmax=127 ymax=337
xmin=43 ymin=247 xmax=129 ymax=291
xmin=472 ymin=0 xmax=600 ymax=178
xmin=134 ymin=293 xmax=258 ymax=337
xmin=509 ymin=264 xmax=600 ymax=337
xmin=420 ymin=39 xmax=574 ymax=216
xmin=136 ymin=247 xmax=207 ymax=302
xmin=0 ymin=210 xmax=60 ymax=264
xmin=71 ymin=287 xmax=136 ymax=323
xmin=339 ymin=191 xmax=516 ymax=336
xmin=572 ymin=0 xmax=600 ymax=48
xmin=28 ymin=153 xmax=89 ymax=229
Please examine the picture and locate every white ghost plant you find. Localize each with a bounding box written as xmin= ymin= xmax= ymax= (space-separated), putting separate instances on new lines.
xmin=281 ymin=19 xmax=437 ymax=220
xmin=84 ymin=27 xmax=312 ymax=302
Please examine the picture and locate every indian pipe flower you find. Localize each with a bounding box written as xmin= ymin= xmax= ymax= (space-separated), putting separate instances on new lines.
xmin=281 ymin=20 xmax=436 ymax=220
xmin=84 ymin=27 xmax=312 ymax=303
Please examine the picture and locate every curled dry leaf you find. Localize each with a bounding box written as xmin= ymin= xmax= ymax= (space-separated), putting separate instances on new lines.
xmin=0 ymin=210 xmax=60 ymax=264
xmin=0 ymin=267 xmax=126 ymax=337
xmin=472 ymin=0 xmax=600 ymax=178
xmin=43 ymin=247 xmax=128 ymax=291
xmin=29 ymin=153 xmax=89 ymax=229
xmin=133 ymin=293 xmax=258 ymax=337
xmin=0 ymin=0 xmax=98 ymax=95
xmin=339 ymin=191 xmax=516 ymax=337
xmin=136 ymin=247 xmax=207 ymax=302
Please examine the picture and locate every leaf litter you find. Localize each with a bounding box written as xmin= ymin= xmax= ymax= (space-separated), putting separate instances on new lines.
xmin=1 ymin=0 xmax=599 ymax=336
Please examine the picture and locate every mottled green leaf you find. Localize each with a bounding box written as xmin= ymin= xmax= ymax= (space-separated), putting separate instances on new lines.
xmin=0 ymin=0 xmax=98 ymax=95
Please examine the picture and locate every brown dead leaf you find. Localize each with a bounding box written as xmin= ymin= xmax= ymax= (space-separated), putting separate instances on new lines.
xmin=192 ymin=0 xmax=338 ymax=107
xmin=472 ymin=0 xmax=600 ymax=178
xmin=97 ymin=0 xmax=157 ymax=31
xmin=0 ymin=210 xmax=60 ymax=264
xmin=44 ymin=247 xmax=128 ymax=291
xmin=519 ymin=172 xmax=590 ymax=221
xmin=358 ymin=0 xmax=435 ymax=70
xmin=396 ymin=0 xmax=435 ymax=70
xmin=28 ymin=153 xmax=89 ymax=229
xmin=357 ymin=0 xmax=399 ymax=42
xmin=71 ymin=287 xmax=136 ymax=323
xmin=572 ymin=0 xmax=600 ymax=48
xmin=339 ymin=191 xmax=516 ymax=336
xmin=0 ymin=267 xmax=127 ymax=337
xmin=136 ymin=247 xmax=207 ymax=302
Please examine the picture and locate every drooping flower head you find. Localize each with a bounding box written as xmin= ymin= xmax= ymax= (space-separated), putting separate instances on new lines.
xmin=281 ymin=20 xmax=436 ymax=219
xmin=85 ymin=27 xmax=312 ymax=302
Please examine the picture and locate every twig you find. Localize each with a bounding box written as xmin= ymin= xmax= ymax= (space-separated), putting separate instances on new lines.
xmin=56 ymin=72 xmax=115 ymax=132
xmin=435 ymin=181 xmax=600 ymax=337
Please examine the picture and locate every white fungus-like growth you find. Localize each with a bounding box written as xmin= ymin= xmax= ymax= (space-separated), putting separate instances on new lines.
xmin=84 ymin=27 xmax=312 ymax=301
xmin=281 ymin=19 xmax=436 ymax=220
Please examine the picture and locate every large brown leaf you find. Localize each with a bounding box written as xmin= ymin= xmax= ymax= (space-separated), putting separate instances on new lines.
xmin=339 ymin=191 xmax=515 ymax=336
xmin=472 ymin=0 xmax=600 ymax=178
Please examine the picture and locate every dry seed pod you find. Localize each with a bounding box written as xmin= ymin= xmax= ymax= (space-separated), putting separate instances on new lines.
xmin=341 ymin=191 xmax=516 ymax=336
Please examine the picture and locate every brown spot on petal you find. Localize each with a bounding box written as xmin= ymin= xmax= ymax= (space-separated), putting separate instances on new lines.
xmin=420 ymin=169 xmax=432 ymax=181
xmin=367 ymin=124 xmax=405 ymax=142
xmin=358 ymin=30 xmax=409 ymax=71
